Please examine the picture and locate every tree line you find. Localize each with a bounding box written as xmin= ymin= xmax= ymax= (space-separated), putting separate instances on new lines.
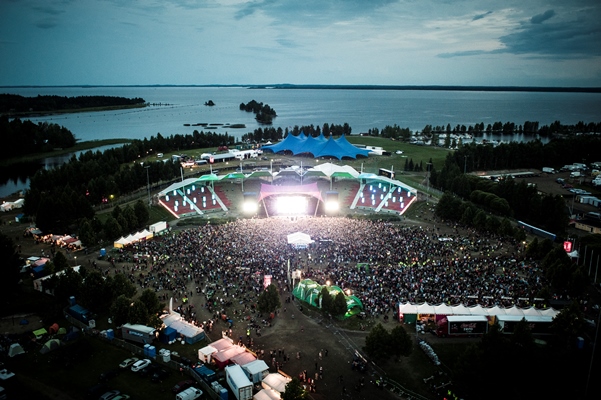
xmin=241 ymin=122 xmax=352 ymax=143
xmin=0 ymin=94 xmax=146 ymax=114
xmin=420 ymin=120 xmax=601 ymax=137
xmin=0 ymin=116 xmax=77 ymax=158
xmin=429 ymin=135 xmax=601 ymax=235
xmin=23 ymin=130 xmax=236 ymax=234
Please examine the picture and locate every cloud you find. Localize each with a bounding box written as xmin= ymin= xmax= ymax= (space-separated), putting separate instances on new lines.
xmin=440 ymin=5 xmax=601 ymax=59
xmin=234 ymin=0 xmax=397 ymax=22
xmin=472 ymin=11 xmax=492 ymax=21
xmin=32 ymin=6 xmax=65 ymax=16
xmin=35 ymin=18 xmax=59 ymax=29
xmin=530 ymin=9 xmax=555 ymax=24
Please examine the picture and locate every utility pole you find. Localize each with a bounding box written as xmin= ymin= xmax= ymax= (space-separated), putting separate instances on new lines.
xmin=464 ymin=155 xmax=469 ymax=174
xmin=145 ymin=166 xmax=151 ymax=206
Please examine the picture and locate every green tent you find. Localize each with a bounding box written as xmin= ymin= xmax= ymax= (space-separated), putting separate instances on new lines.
xmin=292 ymin=279 xmax=364 ymax=318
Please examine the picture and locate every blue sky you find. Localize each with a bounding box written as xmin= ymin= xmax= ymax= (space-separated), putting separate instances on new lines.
xmin=1 ymin=0 xmax=600 ymax=87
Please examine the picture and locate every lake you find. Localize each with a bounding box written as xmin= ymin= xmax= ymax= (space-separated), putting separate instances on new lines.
xmin=1 ymin=86 xmax=600 ymax=197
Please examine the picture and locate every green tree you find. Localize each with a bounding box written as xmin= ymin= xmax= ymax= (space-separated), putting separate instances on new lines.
xmin=81 ymin=271 xmax=113 ymax=311
xmin=104 ymin=216 xmax=122 ymax=241
xmin=389 ymin=325 xmax=413 ymax=359
xmin=319 ymin=286 xmax=332 ymax=312
xmin=331 ymin=292 xmax=348 ymax=317
xmin=281 ymin=377 xmax=307 ymax=400
xmin=139 ymin=289 xmax=163 ymax=315
xmin=134 ymin=200 xmax=150 ymax=228
xmin=364 ymin=323 xmax=392 ymax=360
xmin=53 ymin=267 xmax=84 ymax=304
xmin=78 ymin=218 xmax=96 ymax=247
xmin=111 ymin=273 xmax=137 ymax=299
xmin=129 ymin=300 xmax=150 ymax=325
xmin=257 ymin=284 xmax=281 ymax=313
xmin=111 ymin=295 xmax=132 ymax=327
xmin=53 ymin=250 xmax=70 ymax=272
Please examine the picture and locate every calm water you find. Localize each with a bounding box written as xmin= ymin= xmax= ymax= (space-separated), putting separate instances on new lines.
xmin=1 ymin=86 xmax=600 ymax=197
xmin=3 ymin=86 xmax=601 ymax=142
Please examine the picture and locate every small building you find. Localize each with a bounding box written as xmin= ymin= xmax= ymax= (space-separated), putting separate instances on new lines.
xmin=242 ymin=359 xmax=269 ymax=384
xmin=121 ymin=323 xmax=156 ymax=344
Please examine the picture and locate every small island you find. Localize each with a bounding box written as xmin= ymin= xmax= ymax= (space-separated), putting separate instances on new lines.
xmin=239 ymin=99 xmax=277 ymax=125
xmin=204 ymin=100 xmax=215 ymax=106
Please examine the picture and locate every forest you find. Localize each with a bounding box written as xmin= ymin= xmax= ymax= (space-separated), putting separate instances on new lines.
xmin=0 ymin=93 xmax=146 ymax=114
xmin=0 ymin=116 xmax=77 ymax=158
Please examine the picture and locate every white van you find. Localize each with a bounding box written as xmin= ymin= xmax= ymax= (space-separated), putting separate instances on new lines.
xmin=175 ymin=387 xmax=203 ymax=400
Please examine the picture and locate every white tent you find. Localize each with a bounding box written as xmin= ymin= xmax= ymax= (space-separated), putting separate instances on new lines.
xmin=287 ymin=232 xmax=314 ymax=247
xmin=254 ymin=389 xmax=281 ymax=400
xmin=8 ymin=343 xmax=25 ymax=357
xmin=199 ymin=345 xmax=217 ymax=363
xmin=398 ymin=302 xmax=560 ymax=319
xmin=261 ymin=373 xmax=291 ymax=394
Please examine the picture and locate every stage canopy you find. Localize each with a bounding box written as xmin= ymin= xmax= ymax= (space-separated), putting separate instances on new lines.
xmin=262 ymin=132 xmax=371 ymax=160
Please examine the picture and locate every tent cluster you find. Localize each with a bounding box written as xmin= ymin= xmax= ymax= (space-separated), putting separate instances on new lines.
xmin=0 ymin=198 xmax=24 ymax=212
xmin=198 ymin=337 xmax=261 ymax=370
xmin=398 ymin=301 xmax=560 ymax=324
xmin=262 ymin=132 xmax=371 ymax=160
xmin=292 ymin=279 xmax=363 ymax=318
xmin=114 ymin=229 xmax=153 ymax=248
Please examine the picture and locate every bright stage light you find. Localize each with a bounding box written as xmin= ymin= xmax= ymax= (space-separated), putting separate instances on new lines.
xmin=325 ymin=200 xmax=339 ymax=212
xmin=242 ymin=200 xmax=258 ymax=214
xmin=275 ymin=196 xmax=308 ymax=215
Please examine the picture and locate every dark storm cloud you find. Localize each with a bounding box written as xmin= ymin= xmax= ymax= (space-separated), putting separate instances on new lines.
xmin=500 ymin=10 xmax=601 ymax=57
xmin=440 ymin=6 xmax=601 ymax=59
xmin=472 ymin=11 xmax=492 ymax=21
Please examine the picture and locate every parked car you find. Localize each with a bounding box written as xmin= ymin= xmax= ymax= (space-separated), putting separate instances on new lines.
xmin=119 ymin=357 xmax=139 ymax=369
xmin=99 ymin=390 xmax=120 ymax=400
xmin=151 ymin=368 xmax=170 ymax=383
xmin=86 ymin=383 xmax=107 ymax=399
xmin=99 ymin=368 xmax=120 ymax=382
xmin=131 ymin=359 xmax=152 ymax=372
xmin=139 ymin=363 xmax=160 ymax=378
xmin=109 ymin=395 xmax=130 ymax=400
xmin=172 ymin=380 xmax=195 ymax=394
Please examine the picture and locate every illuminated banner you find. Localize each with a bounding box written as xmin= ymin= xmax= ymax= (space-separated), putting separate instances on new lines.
xmin=264 ymin=275 xmax=272 ymax=289
xmin=563 ymin=241 xmax=573 ymax=252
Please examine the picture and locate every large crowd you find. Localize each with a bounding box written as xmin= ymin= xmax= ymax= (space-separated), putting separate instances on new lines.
xmin=111 ymin=216 xmax=548 ymax=322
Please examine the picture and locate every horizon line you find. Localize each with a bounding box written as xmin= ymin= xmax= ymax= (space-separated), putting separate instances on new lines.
xmin=1 ymin=84 xmax=600 ymax=93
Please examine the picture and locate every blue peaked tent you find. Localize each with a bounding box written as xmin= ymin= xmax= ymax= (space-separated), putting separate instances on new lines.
xmin=263 ymin=132 xmax=370 ymax=160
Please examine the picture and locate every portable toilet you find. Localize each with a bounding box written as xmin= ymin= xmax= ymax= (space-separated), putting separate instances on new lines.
xmin=106 ymin=329 xmax=114 ymax=340
xmin=147 ymin=345 xmax=156 ymax=359
xmin=218 ymin=387 xmax=228 ymax=400
xmin=144 ymin=343 xmax=150 ymax=356
xmin=69 ymin=296 xmax=76 ymax=306
xmin=162 ymin=350 xmax=171 ymax=362
xmin=99 ymin=248 xmax=106 ymax=257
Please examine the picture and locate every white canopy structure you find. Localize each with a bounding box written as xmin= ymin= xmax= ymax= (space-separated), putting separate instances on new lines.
xmin=287 ymin=232 xmax=314 ymax=248
xmin=261 ymin=373 xmax=291 ymax=394
xmin=398 ymin=302 xmax=560 ymax=319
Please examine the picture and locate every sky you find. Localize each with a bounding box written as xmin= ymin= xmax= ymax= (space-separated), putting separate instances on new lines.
xmin=1 ymin=0 xmax=601 ymax=87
